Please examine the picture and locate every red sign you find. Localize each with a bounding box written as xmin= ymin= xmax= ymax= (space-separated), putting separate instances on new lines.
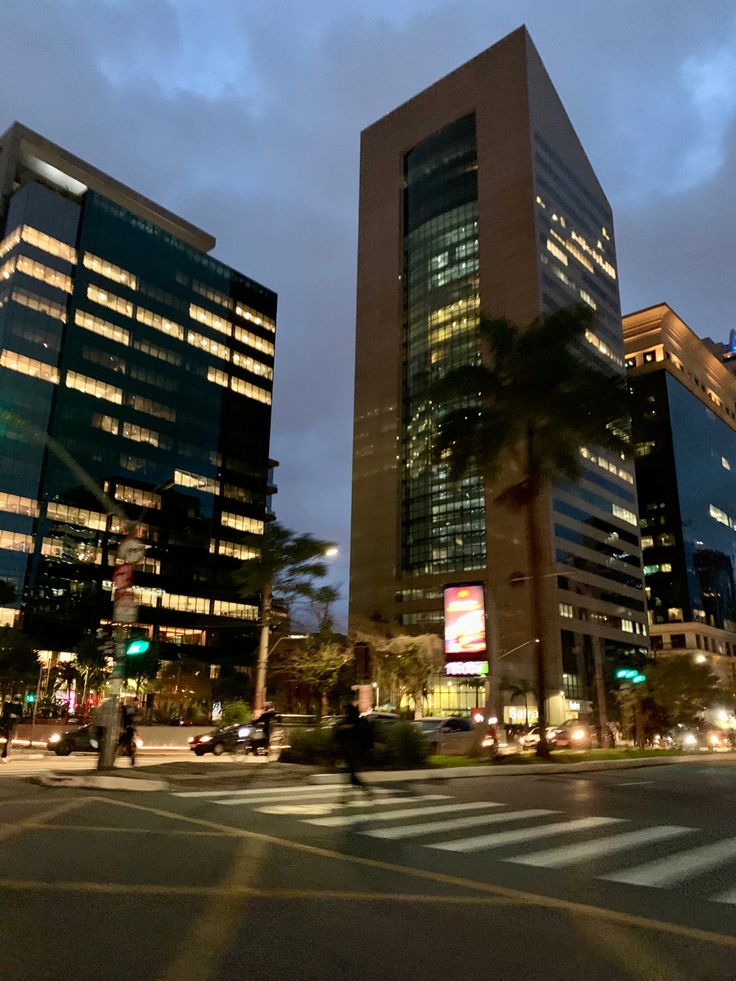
xmin=112 ymin=562 xmax=133 ymax=594
xmin=443 ymin=584 xmax=486 ymax=659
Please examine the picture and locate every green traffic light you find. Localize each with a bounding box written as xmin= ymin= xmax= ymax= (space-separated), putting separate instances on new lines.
xmin=632 ymin=673 xmax=647 ymax=684
xmin=25 ymin=693 xmax=36 ymax=703
xmin=615 ymin=668 xmax=638 ymax=680
xmin=126 ymin=639 xmax=150 ymax=656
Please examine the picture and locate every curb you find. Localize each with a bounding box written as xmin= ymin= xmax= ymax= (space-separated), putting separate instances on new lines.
xmin=308 ymin=753 xmax=736 ymax=785
xmin=34 ymin=774 xmax=169 ymax=792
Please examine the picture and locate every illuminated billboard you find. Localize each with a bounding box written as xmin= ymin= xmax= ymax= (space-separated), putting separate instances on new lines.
xmin=443 ymin=584 xmax=487 ymax=666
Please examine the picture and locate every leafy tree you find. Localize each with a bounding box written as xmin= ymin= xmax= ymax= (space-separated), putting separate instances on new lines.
xmin=220 ymin=699 xmax=251 ymax=726
xmin=432 ymin=305 xmax=630 ymax=756
xmin=74 ymin=635 xmax=110 ymax=711
xmin=374 ymin=634 xmax=444 ymax=719
xmin=124 ymin=642 xmax=160 ymax=696
xmin=642 ymin=656 xmax=722 ymax=728
xmin=234 ymin=522 xmax=335 ymax=712
xmin=271 ymin=636 xmax=351 ymax=715
xmin=501 ymin=675 xmax=536 ymax=726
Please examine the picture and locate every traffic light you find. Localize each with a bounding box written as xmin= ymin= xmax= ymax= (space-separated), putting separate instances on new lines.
xmin=632 ymin=673 xmax=647 ymax=685
xmin=25 ymin=693 xmax=36 ymax=704
xmin=125 ymin=639 xmax=150 ymax=656
xmin=615 ymin=668 xmax=646 ymax=684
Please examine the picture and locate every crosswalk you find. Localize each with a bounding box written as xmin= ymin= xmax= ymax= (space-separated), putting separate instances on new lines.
xmin=172 ymin=783 xmax=736 ymax=907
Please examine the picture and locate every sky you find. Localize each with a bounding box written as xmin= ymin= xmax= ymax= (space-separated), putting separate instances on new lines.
xmin=3 ymin=0 xmax=736 ymax=628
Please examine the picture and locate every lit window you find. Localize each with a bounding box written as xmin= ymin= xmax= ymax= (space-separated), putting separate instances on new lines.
xmin=235 ymin=302 xmax=275 ymax=333
xmin=579 ymin=289 xmax=597 ymax=311
xmin=189 ymin=303 xmax=233 ymax=337
xmin=125 ymin=393 xmax=175 ymax=422
xmin=175 ymin=469 xmax=219 ymax=494
xmin=10 ymin=288 xmax=67 ymax=322
xmin=133 ymin=337 xmax=182 ymax=366
xmin=83 ymin=252 xmax=138 ymax=289
xmin=660 ymin=563 xmax=673 ymax=573
xmin=211 ymin=599 xmax=258 ymax=620
xmin=46 ymin=502 xmax=108 ymax=532
xmin=640 ymin=536 xmax=654 ymax=549
xmin=229 ymin=376 xmax=272 ymax=405
xmin=559 ymin=602 xmax=574 ymax=619
xmin=114 ymin=485 xmax=161 ymax=509
xmin=233 ymin=325 xmax=275 ymax=357
xmin=232 ymin=351 xmax=273 ymax=380
xmin=221 ymin=512 xmax=264 ymax=534
xmin=612 ymin=504 xmax=637 ymax=527
xmin=0 ymin=530 xmax=33 ymax=552
xmin=206 ymin=366 xmax=228 ymax=387
xmin=709 ymin=503 xmax=734 ymax=529
xmin=87 ymin=285 xmax=133 ymax=317
xmin=0 ymin=349 xmax=59 ymax=384
xmin=136 ymin=306 xmax=185 ymax=341
xmin=16 ymin=255 xmax=72 ymax=292
xmin=92 ymin=413 xmax=119 ymax=435
xmin=0 ymin=228 xmax=22 ymax=259
xmin=21 ymin=226 xmax=76 ymax=263
xmin=75 ymin=309 xmax=130 ymax=346
xmin=187 ymin=329 xmax=230 ymax=361
xmin=621 ymin=619 xmax=634 ymax=633
xmin=0 ymin=492 xmax=39 ymax=517
xmin=210 ymin=540 xmax=261 ymax=560
xmin=122 ymin=422 xmax=160 ymax=447
xmin=585 ymin=329 xmax=623 ymax=368
xmin=546 ymin=240 xmax=568 ymax=265
xmin=66 ymin=370 xmax=122 ymax=404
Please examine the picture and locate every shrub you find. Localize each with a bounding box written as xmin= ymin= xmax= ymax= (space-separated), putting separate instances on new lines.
xmin=372 ymin=721 xmax=429 ymax=769
xmin=220 ymin=700 xmax=251 ymax=726
xmin=281 ymin=725 xmax=338 ymax=765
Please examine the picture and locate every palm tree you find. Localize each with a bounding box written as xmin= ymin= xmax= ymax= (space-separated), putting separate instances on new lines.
xmin=235 ymin=522 xmax=336 ymax=713
xmin=432 ymin=304 xmax=630 ymax=757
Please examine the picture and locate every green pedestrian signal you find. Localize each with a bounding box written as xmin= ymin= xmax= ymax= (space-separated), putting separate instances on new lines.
xmin=632 ymin=673 xmax=647 ymax=685
xmin=126 ymin=639 xmax=150 ymax=656
xmin=25 ymin=693 xmax=36 ymax=703
xmin=615 ymin=668 xmax=638 ymax=680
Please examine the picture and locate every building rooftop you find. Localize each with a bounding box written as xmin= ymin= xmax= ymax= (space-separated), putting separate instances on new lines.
xmin=0 ymin=121 xmax=215 ymax=253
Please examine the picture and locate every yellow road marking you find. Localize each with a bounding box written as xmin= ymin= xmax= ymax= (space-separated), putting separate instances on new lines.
xmin=18 ymin=822 xmax=238 ymax=837
xmin=0 ymin=878 xmax=520 ymax=903
xmin=91 ymin=794 xmax=736 ymax=951
xmin=0 ymin=797 xmax=86 ymax=843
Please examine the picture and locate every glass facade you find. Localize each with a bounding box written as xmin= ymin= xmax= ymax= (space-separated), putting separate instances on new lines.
xmin=0 ymin=171 xmax=276 ymax=655
xmin=632 ymin=370 xmax=736 ymax=631
xmin=401 ymin=115 xmax=485 ymax=576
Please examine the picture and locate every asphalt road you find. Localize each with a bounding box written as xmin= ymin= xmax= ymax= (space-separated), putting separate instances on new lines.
xmin=2 ymin=760 xmax=736 ymax=980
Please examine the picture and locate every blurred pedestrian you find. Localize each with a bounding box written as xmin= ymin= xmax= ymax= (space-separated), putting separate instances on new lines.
xmin=337 ymin=698 xmax=373 ymax=796
xmin=119 ymin=700 xmax=140 ymax=766
xmin=253 ymin=701 xmax=279 ymax=756
xmin=0 ymin=693 xmax=23 ymax=761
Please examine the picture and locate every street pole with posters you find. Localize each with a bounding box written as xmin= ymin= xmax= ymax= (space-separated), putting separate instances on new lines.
xmin=98 ymin=537 xmax=145 ymax=770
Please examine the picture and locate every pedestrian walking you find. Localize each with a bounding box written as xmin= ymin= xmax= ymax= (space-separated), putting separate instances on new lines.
xmin=253 ymin=702 xmax=279 ymax=756
xmin=118 ymin=700 xmax=140 ymax=766
xmin=337 ymin=699 xmax=373 ymax=796
xmin=0 ymin=693 xmax=24 ymax=762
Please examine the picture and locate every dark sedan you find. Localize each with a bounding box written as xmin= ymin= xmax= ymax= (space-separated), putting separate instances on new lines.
xmin=188 ymin=722 xmax=268 ymax=756
xmin=47 ymin=724 xmax=99 ymax=755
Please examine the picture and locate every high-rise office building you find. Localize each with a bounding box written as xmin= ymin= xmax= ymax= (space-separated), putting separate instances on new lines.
xmin=350 ymin=28 xmax=647 ymax=722
xmin=0 ymin=123 xmax=276 ymax=659
xmin=625 ymin=303 xmax=736 ymax=681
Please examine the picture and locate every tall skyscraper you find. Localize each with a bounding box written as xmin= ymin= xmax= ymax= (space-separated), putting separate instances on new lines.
xmin=625 ymin=303 xmax=736 ymax=682
xmin=350 ymin=28 xmax=647 ymax=723
xmin=0 ymin=123 xmax=276 ymax=660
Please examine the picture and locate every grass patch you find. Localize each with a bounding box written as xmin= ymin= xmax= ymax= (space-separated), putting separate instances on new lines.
xmin=427 ymin=747 xmax=689 ymax=768
xmin=427 ymin=755 xmax=493 ymax=768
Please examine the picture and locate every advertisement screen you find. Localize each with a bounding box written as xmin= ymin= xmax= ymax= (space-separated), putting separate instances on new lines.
xmin=443 ymin=584 xmax=487 ymax=660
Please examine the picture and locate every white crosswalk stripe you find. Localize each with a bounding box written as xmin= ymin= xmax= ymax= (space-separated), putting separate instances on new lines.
xmin=253 ymin=794 xmax=449 ymax=813
xmin=603 ymin=836 xmax=736 ymax=888
xmin=366 ymin=808 xmax=557 ymax=840
xmin=174 ymin=784 xmax=356 ymax=799
xmin=307 ymin=800 xmax=500 ymax=829
xmin=215 ymin=789 xmax=426 ymax=807
xmin=506 ymin=825 xmax=695 ymax=868
xmin=430 ymin=816 xmax=624 ymax=853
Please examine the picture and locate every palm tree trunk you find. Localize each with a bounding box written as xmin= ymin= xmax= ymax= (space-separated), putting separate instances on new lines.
xmin=253 ymin=582 xmax=272 ymax=714
xmin=527 ymin=489 xmax=551 ymax=759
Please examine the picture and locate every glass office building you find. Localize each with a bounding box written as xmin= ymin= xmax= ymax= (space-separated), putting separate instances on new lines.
xmin=625 ymin=304 xmax=736 ymax=666
xmin=351 ymin=28 xmax=647 ymax=722
xmin=0 ymin=124 xmax=276 ymax=658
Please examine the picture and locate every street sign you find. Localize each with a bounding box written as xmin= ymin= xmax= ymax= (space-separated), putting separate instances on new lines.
xmin=113 ymin=588 xmax=138 ymax=624
xmin=112 ymin=562 xmax=133 ymax=592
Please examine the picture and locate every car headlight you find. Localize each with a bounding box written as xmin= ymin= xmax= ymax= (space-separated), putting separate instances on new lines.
xmin=199 ymin=735 xmax=212 ymax=743
xmin=238 ymin=726 xmax=253 ymax=738
xmin=709 ymin=734 xmax=721 ymax=746
xmin=683 ymin=733 xmax=698 ymax=746
xmin=135 ymin=737 xmax=144 ymax=748
xmin=48 ymin=733 xmax=61 ymax=744
xmin=571 ymin=728 xmax=586 ymax=741
xmin=187 ymin=736 xmax=194 ymax=743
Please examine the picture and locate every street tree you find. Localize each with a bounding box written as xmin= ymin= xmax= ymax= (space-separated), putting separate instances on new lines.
xmin=432 ymin=305 xmax=631 ymax=757
xmin=235 ymin=522 xmax=336 ymax=712
xmin=373 ymin=634 xmax=444 ymax=719
xmin=642 ymin=655 xmax=722 ymax=728
xmin=271 ymin=636 xmax=352 ymax=716
xmin=74 ymin=636 xmax=110 ymax=712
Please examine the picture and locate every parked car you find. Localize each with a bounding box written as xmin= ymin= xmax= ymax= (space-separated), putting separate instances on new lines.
xmin=519 ymin=726 xmax=556 ymax=750
xmin=413 ymin=716 xmax=474 ymax=755
xmin=669 ymin=726 xmax=725 ymax=751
